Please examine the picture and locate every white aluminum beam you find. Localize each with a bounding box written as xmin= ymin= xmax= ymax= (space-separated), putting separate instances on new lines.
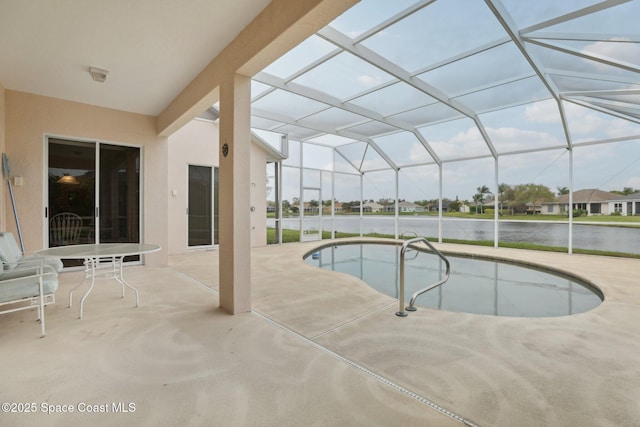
xmin=317 ymin=25 xmax=499 ymax=159
xmin=485 ymin=0 xmax=573 ymax=150
xmin=523 ymin=37 xmax=640 ymax=74
xmin=254 ymin=72 xmax=441 ymax=165
xmin=523 ymin=31 xmax=640 ymax=43
xmin=520 ymin=0 xmax=632 ymax=34
xmin=563 ymin=97 xmax=640 ymax=125
xmin=353 ymin=0 xmax=437 ymax=45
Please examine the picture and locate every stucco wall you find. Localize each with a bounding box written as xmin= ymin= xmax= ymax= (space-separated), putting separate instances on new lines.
xmin=5 ymin=90 xmax=168 ymax=266
xmin=167 ymin=118 xmax=268 ymax=255
xmin=167 ymin=118 xmax=219 ymax=254
xmin=0 ymin=81 xmax=5 ymax=231
xmin=250 ymin=142 xmax=267 ymax=247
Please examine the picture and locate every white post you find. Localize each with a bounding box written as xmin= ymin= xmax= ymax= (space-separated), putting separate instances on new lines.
xmin=299 ymin=142 xmax=304 ymax=243
xmin=568 ymin=148 xmax=574 ymax=254
xmin=438 ymin=164 xmax=443 ymax=243
xmin=275 ymin=161 xmax=283 ymax=244
xmin=360 ymin=173 xmax=364 ymax=237
xmin=494 ymin=157 xmax=499 ymax=248
xmin=395 ymin=169 xmax=399 ymax=239
xmin=331 ymin=150 xmax=336 ymax=239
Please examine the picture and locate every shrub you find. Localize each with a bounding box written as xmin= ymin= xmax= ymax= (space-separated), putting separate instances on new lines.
xmin=572 ymin=209 xmax=587 ymax=217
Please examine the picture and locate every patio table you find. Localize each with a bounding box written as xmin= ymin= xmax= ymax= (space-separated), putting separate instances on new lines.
xmin=36 ymin=243 xmax=160 ymax=319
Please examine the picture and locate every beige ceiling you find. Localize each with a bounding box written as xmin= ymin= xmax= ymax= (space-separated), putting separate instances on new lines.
xmin=0 ymin=0 xmax=271 ymax=116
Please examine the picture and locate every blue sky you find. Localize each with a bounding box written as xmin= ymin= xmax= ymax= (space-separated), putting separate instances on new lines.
xmin=258 ymin=0 xmax=640 ymax=203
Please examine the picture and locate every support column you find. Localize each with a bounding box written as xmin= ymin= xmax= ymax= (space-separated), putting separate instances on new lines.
xmin=219 ymin=74 xmax=251 ymax=314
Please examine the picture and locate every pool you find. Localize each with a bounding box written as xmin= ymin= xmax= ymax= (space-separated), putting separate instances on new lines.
xmin=304 ymin=243 xmax=603 ymax=317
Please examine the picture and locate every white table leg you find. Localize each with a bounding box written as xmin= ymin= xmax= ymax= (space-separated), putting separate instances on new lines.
xmin=68 ymin=258 xmax=91 ymax=308
xmin=78 ymin=257 xmax=97 ymax=319
xmin=113 ymin=256 xmax=139 ymax=307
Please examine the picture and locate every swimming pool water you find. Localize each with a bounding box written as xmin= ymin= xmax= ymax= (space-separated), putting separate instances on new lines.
xmin=304 ymin=243 xmax=603 ymax=317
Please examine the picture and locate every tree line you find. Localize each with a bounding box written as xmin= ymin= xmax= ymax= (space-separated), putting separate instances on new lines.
xmin=271 ymin=185 xmax=638 ymax=214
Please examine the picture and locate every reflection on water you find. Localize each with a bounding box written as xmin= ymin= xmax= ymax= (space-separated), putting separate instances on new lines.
xmin=272 ymin=216 xmax=640 ymax=254
xmin=305 ymin=244 xmax=602 ymax=317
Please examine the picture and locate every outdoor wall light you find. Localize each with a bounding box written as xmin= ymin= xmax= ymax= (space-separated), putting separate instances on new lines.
xmin=89 ymin=67 xmax=109 ymax=83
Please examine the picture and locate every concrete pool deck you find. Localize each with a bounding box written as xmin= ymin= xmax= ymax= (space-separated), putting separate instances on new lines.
xmin=1 ymin=238 xmax=639 ymax=425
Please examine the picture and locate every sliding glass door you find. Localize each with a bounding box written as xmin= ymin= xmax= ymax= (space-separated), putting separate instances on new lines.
xmin=188 ymin=165 xmax=217 ymax=247
xmin=48 ymin=138 xmax=140 ymax=264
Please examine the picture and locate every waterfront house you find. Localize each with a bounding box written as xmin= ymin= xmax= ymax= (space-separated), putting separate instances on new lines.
xmin=542 ymin=189 xmax=620 ymax=216
xmin=609 ymin=192 xmax=640 ymax=216
xmin=351 ymin=202 xmax=383 ymax=213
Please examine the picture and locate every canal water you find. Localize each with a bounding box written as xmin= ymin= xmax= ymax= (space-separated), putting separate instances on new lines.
xmin=271 ymin=216 xmax=640 ymax=255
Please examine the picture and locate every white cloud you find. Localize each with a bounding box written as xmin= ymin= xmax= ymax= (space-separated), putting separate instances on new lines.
xmin=564 ymin=102 xmax=640 ymax=140
xmin=525 ymin=100 xmax=561 ymax=123
xmin=582 ymin=38 xmax=640 ymax=67
xmin=356 ymin=74 xmax=386 ymax=87
xmin=626 ymin=176 xmax=640 ymax=189
xmin=488 ymin=126 xmax=564 ymax=152
xmin=409 ymin=142 xmax=434 ymax=163
xmin=429 ymin=126 xmax=489 ymax=159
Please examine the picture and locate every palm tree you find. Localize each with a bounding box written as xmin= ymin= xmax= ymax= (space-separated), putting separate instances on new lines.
xmin=557 ymin=186 xmax=570 ymax=196
xmin=498 ymin=183 xmax=512 ymax=211
xmin=474 ymin=185 xmax=491 ymax=213
xmin=473 ymin=193 xmax=483 ymax=214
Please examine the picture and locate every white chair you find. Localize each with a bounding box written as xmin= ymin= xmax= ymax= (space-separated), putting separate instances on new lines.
xmin=50 ymin=212 xmax=83 ymax=246
xmin=0 ymin=232 xmax=59 ymax=337
xmin=0 ymin=232 xmax=63 ymax=272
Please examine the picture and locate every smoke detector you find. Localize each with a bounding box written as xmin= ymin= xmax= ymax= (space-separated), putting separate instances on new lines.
xmin=89 ymin=67 xmax=109 ymax=83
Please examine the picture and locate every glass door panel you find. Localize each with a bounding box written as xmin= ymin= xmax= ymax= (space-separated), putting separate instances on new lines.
xmin=48 ymin=139 xmax=96 ymax=247
xmin=188 ymin=165 xmax=213 ymax=247
xmin=99 ymin=144 xmax=140 ymax=263
xmin=99 ymin=144 xmax=140 ymax=244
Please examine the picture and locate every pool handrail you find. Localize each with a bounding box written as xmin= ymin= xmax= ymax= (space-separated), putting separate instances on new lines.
xmin=396 ymin=237 xmax=451 ymax=317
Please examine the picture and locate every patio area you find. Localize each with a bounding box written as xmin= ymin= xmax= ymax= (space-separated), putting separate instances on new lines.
xmin=1 ymin=240 xmax=639 ymax=426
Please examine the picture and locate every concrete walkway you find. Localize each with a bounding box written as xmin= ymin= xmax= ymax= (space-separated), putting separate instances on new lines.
xmin=1 ymin=239 xmax=639 ymax=426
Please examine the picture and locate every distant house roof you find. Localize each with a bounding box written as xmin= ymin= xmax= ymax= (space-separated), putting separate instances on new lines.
xmin=554 ymin=189 xmax=620 ymax=203
xmin=398 ymin=201 xmax=420 ymax=208
xmin=352 ymin=202 xmax=384 ymax=210
xmin=365 ymin=202 xmax=383 ymax=209
xmin=622 ymin=191 xmax=640 ymax=200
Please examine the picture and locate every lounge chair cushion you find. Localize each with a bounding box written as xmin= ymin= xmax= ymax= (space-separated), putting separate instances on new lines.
xmin=0 ymin=232 xmax=63 ymax=272
xmin=21 ymin=255 xmax=64 ymax=272
xmin=0 ymin=270 xmax=59 ymax=303
xmin=0 ymin=232 xmax=21 ymax=270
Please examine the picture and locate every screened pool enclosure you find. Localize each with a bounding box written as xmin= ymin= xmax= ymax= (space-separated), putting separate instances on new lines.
xmin=249 ymin=0 xmax=640 ymax=252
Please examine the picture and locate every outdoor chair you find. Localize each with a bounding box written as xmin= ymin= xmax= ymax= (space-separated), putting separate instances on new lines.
xmin=0 ymin=232 xmax=63 ymax=272
xmin=0 ymin=232 xmax=60 ymax=337
xmin=50 ymin=212 xmax=82 ymax=246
